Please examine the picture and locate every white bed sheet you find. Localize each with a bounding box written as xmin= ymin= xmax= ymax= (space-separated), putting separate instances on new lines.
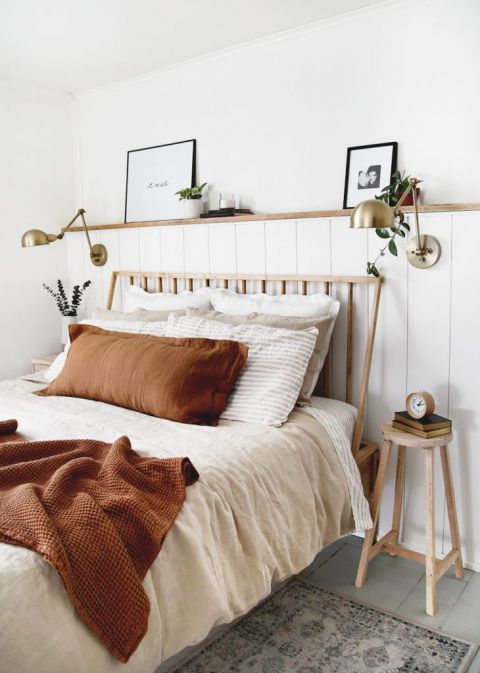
xmin=0 ymin=380 xmax=369 ymax=673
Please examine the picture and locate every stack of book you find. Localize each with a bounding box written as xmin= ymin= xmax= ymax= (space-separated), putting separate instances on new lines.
xmin=392 ymin=411 xmax=452 ymax=438
xmin=200 ymin=208 xmax=253 ymax=218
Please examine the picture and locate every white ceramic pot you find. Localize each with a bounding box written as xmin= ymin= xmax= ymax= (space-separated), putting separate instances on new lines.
xmin=61 ymin=316 xmax=77 ymax=345
xmin=183 ymin=198 xmax=203 ymax=219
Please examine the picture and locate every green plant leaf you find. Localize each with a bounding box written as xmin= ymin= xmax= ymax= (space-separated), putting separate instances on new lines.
xmin=401 ymin=221 xmax=410 ymax=231
xmin=367 ymin=263 xmax=380 ymax=277
xmin=388 ymin=239 xmax=398 ymax=256
xmin=376 ymin=228 xmax=390 ymax=239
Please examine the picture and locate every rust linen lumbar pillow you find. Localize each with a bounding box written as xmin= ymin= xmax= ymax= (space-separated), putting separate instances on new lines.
xmin=37 ymin=324 xmax=248 ymax=426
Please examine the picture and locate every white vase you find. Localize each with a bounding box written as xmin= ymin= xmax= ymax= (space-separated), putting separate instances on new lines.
xmin=61 ymin=316 xmax=77 ymax=345
xmin=183 ymin=199 xmax=203 ymax=219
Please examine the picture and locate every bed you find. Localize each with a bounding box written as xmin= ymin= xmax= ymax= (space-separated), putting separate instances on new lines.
xmin=0 ymin=271 xmax=382 ymax=673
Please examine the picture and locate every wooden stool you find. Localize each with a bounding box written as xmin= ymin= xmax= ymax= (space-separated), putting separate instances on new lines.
xmin=355 ymin=423 xmax=464 ymax=616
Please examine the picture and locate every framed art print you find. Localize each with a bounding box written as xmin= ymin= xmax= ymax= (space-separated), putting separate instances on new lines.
xmin=124 ymin=139 xmax=196 ymax=222
xmin=343 ymin=141 xmax=397 ymax=209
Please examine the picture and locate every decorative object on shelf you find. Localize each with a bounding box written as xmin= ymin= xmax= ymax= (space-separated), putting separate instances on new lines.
xmin=200 ymin=208 xmax=253 ymax=218
xmin=219 ymin=193 xmax=235 ymax=210
xmin=43 ymin=279 xmax=92 ymax=344
xmin=21 ymin=209 xmax=107 ymax=267
xmin=175 ymin=182 xmax=207 ymax=219
xmin=124 ymin=139 xmax=196 ymax=223
xmin=351 ymin=176 xmax=442 ymax=274
xmin=377 ymin=170 xmax=420 ymax=207
xmin=343 ymin=141 xmax=397 ymax=209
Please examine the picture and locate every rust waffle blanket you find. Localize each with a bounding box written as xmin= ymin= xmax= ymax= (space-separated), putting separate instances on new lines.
xmin=0 ymin=433 xmax=199 ymax=662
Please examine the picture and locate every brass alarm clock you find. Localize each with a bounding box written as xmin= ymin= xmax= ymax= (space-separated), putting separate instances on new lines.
xmin=406 ymin=390 xmax=435 ymax=419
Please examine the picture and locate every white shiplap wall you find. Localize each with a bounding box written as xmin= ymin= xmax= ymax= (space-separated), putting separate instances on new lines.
xmin=66 ymin=210 xmax=480 ymax=570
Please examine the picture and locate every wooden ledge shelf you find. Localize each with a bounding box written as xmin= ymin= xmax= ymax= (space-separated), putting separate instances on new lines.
xmin=68 ymin=202 xmax=480 ymax=233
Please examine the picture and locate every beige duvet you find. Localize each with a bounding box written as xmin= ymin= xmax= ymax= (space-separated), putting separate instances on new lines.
xmin=0 ymin=379 xmax=358 ymax=673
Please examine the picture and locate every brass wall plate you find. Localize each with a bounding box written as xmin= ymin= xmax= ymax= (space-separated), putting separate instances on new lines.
xmin=90 ymin=243 xmax=108 ymax=267
xmin=406 ymin=235 xmax=441 ymax=269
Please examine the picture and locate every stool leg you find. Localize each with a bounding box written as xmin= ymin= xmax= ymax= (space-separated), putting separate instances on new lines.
xmin=440 ymin=445 xmax=464 ymax=579
xmin=355 ymin=439 xmax=392 ymax=588
xmin=390 ymin=445 xmax=406 ymax=553
xmin=424 ymin=448 xmax=436 ymax=616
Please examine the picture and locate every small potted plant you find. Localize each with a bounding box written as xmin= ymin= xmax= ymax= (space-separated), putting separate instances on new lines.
xmin=43 ymin=279 xmax=91 ymax=344
xmin=376 ymin=170 xmax=420 ymax=207
xmin=175 ymin=183 xmax=207 ymax=219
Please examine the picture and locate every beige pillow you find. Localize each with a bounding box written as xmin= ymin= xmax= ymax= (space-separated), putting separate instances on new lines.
xmin=187 ymin=308 xmax=335 ymax=405
xmin=92 ymin=307 xmax=186 ymax=322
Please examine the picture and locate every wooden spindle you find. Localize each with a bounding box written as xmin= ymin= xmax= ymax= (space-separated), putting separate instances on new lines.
xmin=301 ymin=280 xmax=307 ymax=296
xmin=280 ymin=280 xmax=286 ymax=295
xmin=241 ymin=279 xmax=247 ymax=294
xmin=188 ymin=278 xmax=193 ymax=291
xmin=156 ymin=277 xmax=163 ymax=292
xmin=129 ymin=276 xmax=134 ymax=286
xmin=261 ymin=279 xmax=266 ymax=294
xmin=142 ymin=276 xmax=148 ymax=291
xmin=172 ymin=277 xmax=177 ymax=294
xmin=346 ymin=283 xmax=353 ymax=404
xmin=223 ymin=279 xmax=228 ymax=289
xmin=322 ymin=281 xmax=331 ymax=398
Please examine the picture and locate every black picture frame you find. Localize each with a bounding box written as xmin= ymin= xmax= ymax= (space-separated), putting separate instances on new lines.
xmin=343 ymin=141 xmax=397 ymax=209
xmin=124 ymin=139 xmax=196 ymax=223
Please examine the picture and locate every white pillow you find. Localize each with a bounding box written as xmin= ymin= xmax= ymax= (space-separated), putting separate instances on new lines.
xmin=165 ymin=314 xmax=317 ymax=426
xmin=123 ymin=286 xmax=211 ymax=312
xmin=43 ymin=318 xmax=168 ymax=382
xmin=195 ymin=287 xmax=339 ymax=318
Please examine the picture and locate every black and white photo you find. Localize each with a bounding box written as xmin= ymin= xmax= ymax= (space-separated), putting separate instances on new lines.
xmin=343 ymin=142 xmax=397 ymax=208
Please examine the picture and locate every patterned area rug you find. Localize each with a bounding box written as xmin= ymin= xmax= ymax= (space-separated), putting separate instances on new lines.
xmin=170 ymin=579 xmax=478 ymax=673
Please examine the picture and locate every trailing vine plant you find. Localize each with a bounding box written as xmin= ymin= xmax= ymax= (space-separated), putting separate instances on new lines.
xmin=43 ymin=279 xmax=91 ymax=316
xmin=366 ymin=170 xmax=411 ymax=277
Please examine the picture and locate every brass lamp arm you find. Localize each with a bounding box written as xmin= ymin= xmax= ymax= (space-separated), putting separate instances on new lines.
xmin=393 ymin=177 xmax=423 ymax=252
xmin=57 ymin=208 xmax=91 ymax=248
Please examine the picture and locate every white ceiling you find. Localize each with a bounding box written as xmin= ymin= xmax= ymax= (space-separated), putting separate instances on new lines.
xmin=0 ymin=0 xmax=388 ymax=94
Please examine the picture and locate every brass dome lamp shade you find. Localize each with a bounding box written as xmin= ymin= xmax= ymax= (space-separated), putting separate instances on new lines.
xmin=21 ymin=208 xmax=108 ymax=267
xmin=350 ymin=177 xmax=441 ymax=269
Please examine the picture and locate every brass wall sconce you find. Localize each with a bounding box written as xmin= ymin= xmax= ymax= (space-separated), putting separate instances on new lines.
xmin=21 ymin=208 xmax=108 ymax=267
xmin=350 ymin=177 xmax=441 ymax=269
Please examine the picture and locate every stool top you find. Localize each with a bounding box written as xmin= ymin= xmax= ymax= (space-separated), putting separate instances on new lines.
xmin=381 ymin=423 xmax=453 ymax=448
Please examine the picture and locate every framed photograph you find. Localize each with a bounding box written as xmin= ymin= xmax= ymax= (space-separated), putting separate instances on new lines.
xmin=124 ymin=139 xmax=196 ymax=222
xmin=343 ymin=142 xmax=397 ymax=209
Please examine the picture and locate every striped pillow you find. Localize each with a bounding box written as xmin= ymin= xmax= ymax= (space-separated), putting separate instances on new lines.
xmin=165 ymin=314 xmax=317 ymax=426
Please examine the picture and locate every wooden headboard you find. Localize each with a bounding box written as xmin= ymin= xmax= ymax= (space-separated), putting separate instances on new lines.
xmin=107 ymin=270 xmax=382 ymax=466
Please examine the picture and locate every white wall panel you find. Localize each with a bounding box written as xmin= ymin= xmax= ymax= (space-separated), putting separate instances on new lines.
xmin=161 ymin=226 xmax=185 ymax=273
xmin=265 ymin=220 xmax=297 ymax=276
xmin=330 ymin=218 xmax=368 ymax=407
xmin=81 ymin=231 xmax=104 ymax=317
xmin=403 ymin=213 xmax=452 ymax=554
xmin=235 ymin=221 xmax=266 ymax=274
xmin=296 ymin=218 xmax=331 ymax=275
xmin=367 ymin=227 xmax=409 ymax=537
xmin=98 ymin=229 xmax=121 ymax=309
xmin=118 ymin=228 xmax=140 ymax=271
xmin=448 ymin=212 xmax=480 ymax=567
xmin=184 ymin=224 xmax=209 ymax=275
xmin=209 ymin=223 xmax=236 ymax=275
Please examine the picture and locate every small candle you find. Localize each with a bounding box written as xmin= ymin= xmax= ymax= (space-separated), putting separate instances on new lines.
xmin=219 ymin=193 xmax=235 ymax=209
